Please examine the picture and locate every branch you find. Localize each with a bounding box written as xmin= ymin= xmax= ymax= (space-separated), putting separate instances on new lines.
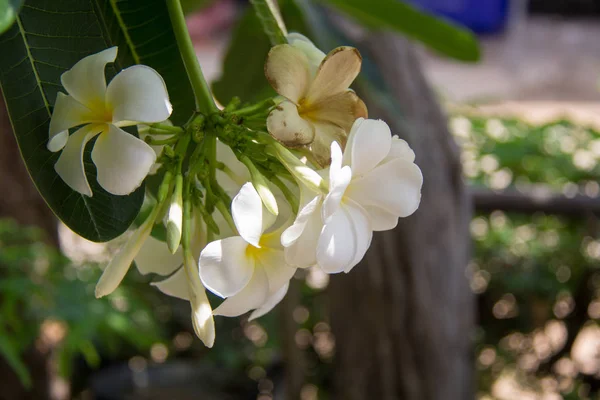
xmin=471 ymin=188 xmax=600 ymax=216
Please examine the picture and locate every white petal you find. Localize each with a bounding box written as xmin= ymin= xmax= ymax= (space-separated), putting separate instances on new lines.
xmin=267 ymin=101 xmax=315 ymax=147
xmin=106 ymin=65 xmax=172 ymax=125
xmin=48 ymin=93 xmax=95 ymax=152
xmin=257 ymin=248 xmax=296 ymax=292
xmin=265 ymin=44 xmax=311 ymax=103
xmin=54 ymin=124 xmax=102 ymax=197
xmin=134 ymin=235 xmax=182 ymax=275
xmin=322 ymin=142 xmax=351 ymax=221
xmin=281 ymin=195 xmax=321 ymax=246
xmin=213 ymin=266 xmax=270 ymax=317
xmin=281 ymin=195 xmax=323 ymax=268
xmin=316 ymin=204 xmax=371 ymax=274
xmin=284 ymin=207 xmax=322 ymax=268
xmin=198 ymin=236 xmax=254 ymax=298
xmin=184 ymin=251 xmax=215 ymax=348
xmin=232 ymin=182 xmax=275 ymax=247
xmin=91 ymin=125 xmax=157 ymax=196
xmin=362 ymin=205 xmax=399 ymax=231
xmin=95 ymin=210 xmax=155 ymax=298
xmin=61 ymin=47 xmax=117 ymax=110
xmin=347 ymin=158 xmax=423 ymax=218
xmin=249 ymin=282 xmax=289 ymax=321
xmin=384 ymin=135 xmax=415 ymax=164
xmin=151 ymin=268 xmax=188 ymax=301
xmin=344 ymin=201 xmax=372 ymax=273
xmin=343 ymin=118 xmax=391 ymax=176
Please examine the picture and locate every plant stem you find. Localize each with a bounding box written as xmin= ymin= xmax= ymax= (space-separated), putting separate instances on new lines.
xmin=151 ymin=123 xmax=184 ymax=133
xmin=166 ymin=0 xmax=218 ymax=114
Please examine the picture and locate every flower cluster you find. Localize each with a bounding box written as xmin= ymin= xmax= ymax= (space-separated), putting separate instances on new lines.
xmin=48 ymin=35 xmax=423 ymax=347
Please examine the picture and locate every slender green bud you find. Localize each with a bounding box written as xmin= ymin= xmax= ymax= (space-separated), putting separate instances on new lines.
xmin=268 ymin=142 xmax=326 ymax=193
xmin=167 ymin=174 xmax=184 ymax=253
xmin=240 ymin=156 xmax=279 ymax=216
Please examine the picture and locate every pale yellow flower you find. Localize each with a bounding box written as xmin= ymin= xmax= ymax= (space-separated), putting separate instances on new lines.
xmin=265 ymin=35 xmax=367 ymax=166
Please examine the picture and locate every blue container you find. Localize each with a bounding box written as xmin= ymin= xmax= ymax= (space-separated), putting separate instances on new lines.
xmin=408 ymin=0 xmax=509 ymax=34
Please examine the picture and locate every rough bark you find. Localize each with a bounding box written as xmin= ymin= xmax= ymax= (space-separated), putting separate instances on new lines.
xmin=0 ymin=98 xmax=55 ymax=399
xmin=328 ymin=34 xmax=474 ymax=400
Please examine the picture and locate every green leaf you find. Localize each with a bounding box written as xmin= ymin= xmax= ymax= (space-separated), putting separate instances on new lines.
xmin=0 ymin=330 xmax=31 ymax=388
xmin=0 ymin=0 xmax=196 ymax=242
xmin=0 ymin=0 xmax=21 ymax=34
xmin=319 ymin=0 xmax=480 ymax=62
xmin=212 ymin=8 xmax=276 ymax=105
xmin=180 ymin=0 xmax=215 ymax=15
xmin=250 ymin=0 xmax=288 ymax=46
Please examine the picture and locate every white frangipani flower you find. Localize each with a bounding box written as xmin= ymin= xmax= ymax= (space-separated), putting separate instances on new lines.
xmin=48 ymin=47 xmax=172 ymax=196
xmin=199 ymin=183 xmax=296 ymax=320
xmin=282 ymin=118 xmax=423 ymax=273
xmin=265 ymin=35 xmax=367 ymax=166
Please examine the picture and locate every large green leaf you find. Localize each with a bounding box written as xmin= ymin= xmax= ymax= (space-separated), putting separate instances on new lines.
xmin=250 ymin=0 xmax=288 ymax=46
xmin=0 ymin=0 xmax=195 ymax=242
xmin=0 ymin=0 xmax=22 ymax=34
xmin=320 ymin=0 xmax=480 ymax=62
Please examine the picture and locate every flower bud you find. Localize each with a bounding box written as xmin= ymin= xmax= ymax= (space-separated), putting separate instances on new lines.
xmin=269 ymin=142 xmax=326 ymax=193
xmin=95 ymin=208 xmax=157 ymax=298
xmin=166 ymin=174 xmax=184 ymax=254
xmin=183 ymin=249 xmax=215 ymax=347
xmin=241 ymin=156 xmax=279 ymax=216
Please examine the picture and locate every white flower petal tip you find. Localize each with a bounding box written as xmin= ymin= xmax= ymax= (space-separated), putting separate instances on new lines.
xmin=199 ymin=236 xmax=254 ymax=298
xmin=151 ymin=268 xmax=188 ymax=300
xmin=91 ymin=125 xmax=156 ymax=196
xmin=61 ymin=47 xmax=118 ymax=109
xmin=231 ymin=183 xmax=276 ymax=248
xmin=212 ymin=267 xmax=270 ymax=318
xmin=134 ymin=236 xmax=182 ymax=276
xmin=248 ymin=281 xmax=290 ymax=321
xmin=54 ymin=125 xmax=100 ymax=197
xmin=106 ymin=65 xmax=172 ymax=124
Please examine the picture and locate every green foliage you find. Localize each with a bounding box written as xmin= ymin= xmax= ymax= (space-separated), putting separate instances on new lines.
xmin=180 ymin=0 xmax=215 ymax=15
xmin=250 ymin=0 xmax=288 ymax=46
xmin=0 ymin=219 xmax=163 ymax=383
xmin=0 ymin=0 xmax=21 ymax=34
xmin=452 ymin=117 xmax=600 ymax=398
xmin=212 ymin=8 xmax=276 ymax=105
xmin=0 ymin=0 xmax=196 ymax=242
xmin=320 ymin=0 xmax=480 ymax=62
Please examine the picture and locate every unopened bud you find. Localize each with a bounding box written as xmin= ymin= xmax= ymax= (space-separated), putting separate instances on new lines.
xmin=241 ymin=156 xmax=278 ymax=216
xmin=166 ymin=175 xmax=183 ymax=254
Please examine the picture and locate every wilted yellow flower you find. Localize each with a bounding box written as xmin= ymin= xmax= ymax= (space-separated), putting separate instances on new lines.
xmin=265 ymin=34 xmax=367 ymax=166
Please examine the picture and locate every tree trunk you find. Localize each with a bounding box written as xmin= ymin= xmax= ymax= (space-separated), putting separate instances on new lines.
xmin=0 ymin=97 xmax=56 ymax=399
xmin=329 ymin=34 xmax=474 ymax=400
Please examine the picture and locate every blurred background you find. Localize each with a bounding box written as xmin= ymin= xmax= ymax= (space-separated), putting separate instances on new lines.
xmin=3 ymin=0 xmax=600 ymax=399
